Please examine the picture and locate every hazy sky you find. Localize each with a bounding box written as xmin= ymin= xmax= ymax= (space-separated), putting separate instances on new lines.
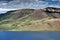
xmin=0 ymin=0 xmax=60 ymax=13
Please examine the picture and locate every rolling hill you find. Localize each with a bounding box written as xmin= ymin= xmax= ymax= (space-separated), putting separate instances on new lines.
xmin=0 ymin=7 xmax=60 ymax=31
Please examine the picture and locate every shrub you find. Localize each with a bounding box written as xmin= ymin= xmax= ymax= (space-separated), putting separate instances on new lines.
xmin=24 ymin=20 xmax=32 ymax=25
xmin=0 ymin=20 xmax=10 ymax=24
xmin=11 ymin=24 xmax=19 ymax=29
xmin=47 ymin=23 xmax=55 ymax=27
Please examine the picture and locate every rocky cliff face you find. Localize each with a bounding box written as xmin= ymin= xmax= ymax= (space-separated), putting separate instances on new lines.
xmin=0 ymin=7 xmax=60 ymax=21
xmin=44 ymin=7 xmax=60 ymax=13
xmin=44 ymin=7 xmax=60 ymax=18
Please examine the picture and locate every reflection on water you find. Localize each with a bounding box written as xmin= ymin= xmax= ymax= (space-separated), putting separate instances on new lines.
xmin=0 ymin=32 xmax=60 ymax=40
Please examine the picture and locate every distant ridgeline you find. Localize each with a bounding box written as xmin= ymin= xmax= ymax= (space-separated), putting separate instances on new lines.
xmin=44 ymin=7 xmax=60 ymax=13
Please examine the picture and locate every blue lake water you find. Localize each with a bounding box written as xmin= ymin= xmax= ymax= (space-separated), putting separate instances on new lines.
xmin=0 ymin=32 xmax=60 ymax=40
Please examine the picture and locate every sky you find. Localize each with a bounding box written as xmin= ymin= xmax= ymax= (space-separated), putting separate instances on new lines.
xmin=0 ymin=0 xmax=60 ymax=13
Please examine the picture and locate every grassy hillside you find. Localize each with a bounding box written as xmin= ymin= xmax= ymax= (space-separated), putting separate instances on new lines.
xmin=0 ymin=7 xmax=60 ymax=31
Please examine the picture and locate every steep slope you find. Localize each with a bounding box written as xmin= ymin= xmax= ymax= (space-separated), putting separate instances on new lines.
xmin=0 ymin=7 xmax=60 ymax=31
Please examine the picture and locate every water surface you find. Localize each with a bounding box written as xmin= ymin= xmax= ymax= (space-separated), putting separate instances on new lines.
xmin=0 ymin=32 xmax=60 ymax=40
